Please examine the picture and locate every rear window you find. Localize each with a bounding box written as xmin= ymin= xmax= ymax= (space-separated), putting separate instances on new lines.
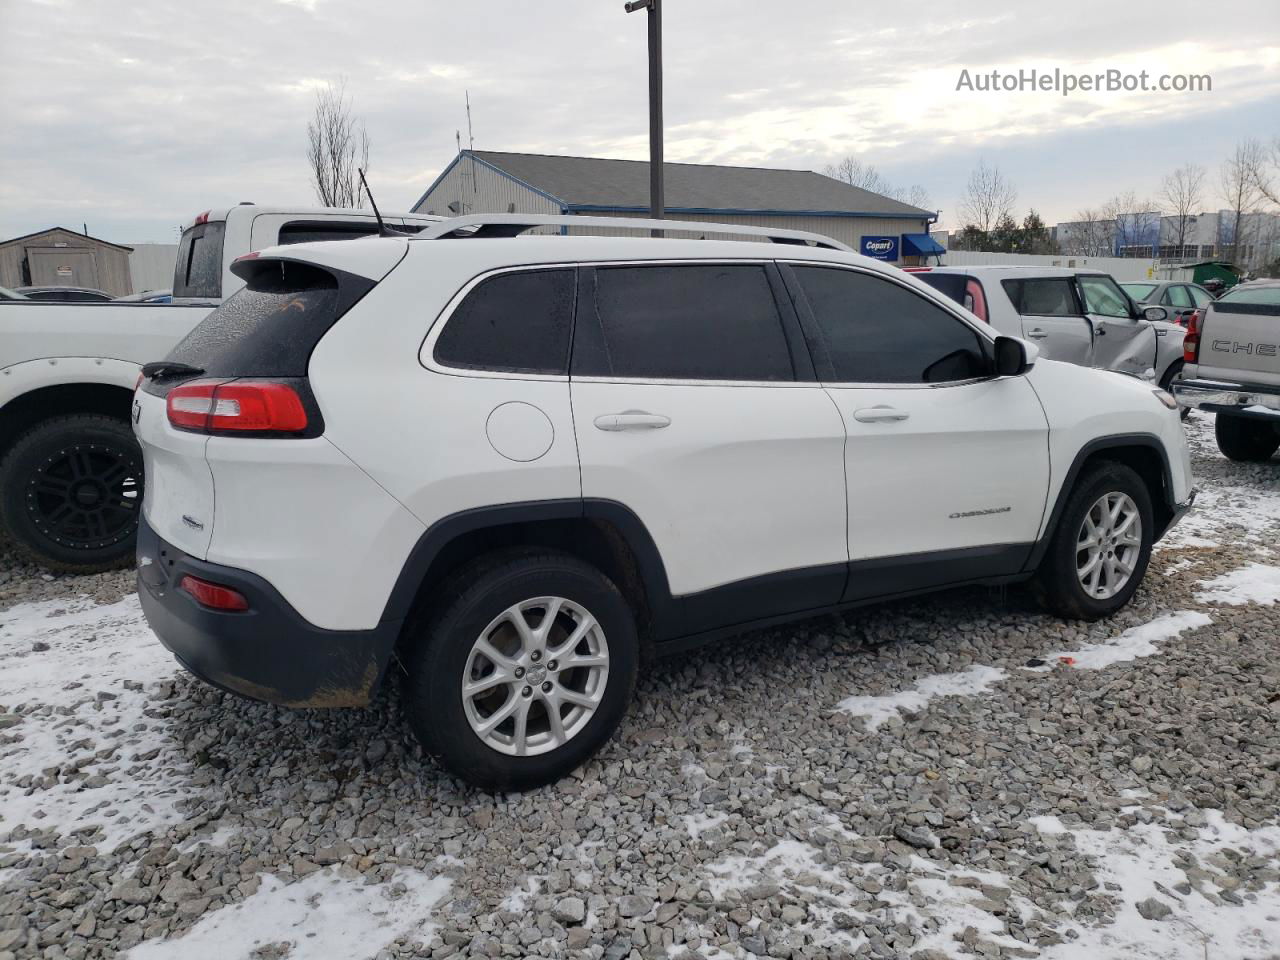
xmin=277 ymin=221 xmax=382 ymax=245
xmin=1218 ymin=285 xmax=1280 ymax=306
xmin=160 ymin=260 xmax=372 ymax=379
xmin=173 ymin=222 xmax=226 ymax=299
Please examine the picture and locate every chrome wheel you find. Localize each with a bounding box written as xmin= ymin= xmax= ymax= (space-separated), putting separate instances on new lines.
xmin=1076 ymin=492 xmax=1142 ymax=600
xmin=461 ymin=597 xmax=610 ymax=757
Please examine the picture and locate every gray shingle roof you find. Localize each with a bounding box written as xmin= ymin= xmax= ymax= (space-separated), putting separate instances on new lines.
xmin=466 ymin=150 xmax=932 ymax=218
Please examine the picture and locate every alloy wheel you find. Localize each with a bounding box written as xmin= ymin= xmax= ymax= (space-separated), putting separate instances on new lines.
xmin=25 ymin=440 xmax=141 ymax=552
xmin=461 ymin=596 xmax=610 ymax=757
xmin=1075 ymin=491 xmax=1142 ymax=600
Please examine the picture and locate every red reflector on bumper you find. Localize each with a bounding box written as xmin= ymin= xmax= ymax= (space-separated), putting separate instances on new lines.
xmin=180 ymin=575 xmax=249 ymax=612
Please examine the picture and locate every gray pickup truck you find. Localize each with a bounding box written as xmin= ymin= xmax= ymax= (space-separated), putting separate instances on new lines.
xmin=1175 ymin=279 xmax=1280 ymax=462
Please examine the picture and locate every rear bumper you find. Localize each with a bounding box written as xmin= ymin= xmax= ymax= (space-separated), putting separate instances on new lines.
xmin=1173 ymin=378 xmax=1280 ymax=420
xmin=136 ymin=517 xmax=401 ymax=708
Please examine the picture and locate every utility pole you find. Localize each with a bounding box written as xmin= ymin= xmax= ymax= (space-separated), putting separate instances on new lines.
xmin=624 ymin=0 xmax=663 ymax=234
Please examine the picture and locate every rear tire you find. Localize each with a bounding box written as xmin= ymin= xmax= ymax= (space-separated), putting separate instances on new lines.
xmin=0 ymin=415 xmax=143 ymax=573
xmin=1214 ymin=414 xmax=1280 ymax=463
xmin=1032 ymin=462 xmax=1154 ymax=621
xmin=401 ymin=549 xmax=639 ymax=791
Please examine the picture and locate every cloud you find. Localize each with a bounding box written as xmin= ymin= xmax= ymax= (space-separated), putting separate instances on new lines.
xmin=0 ymin=0 xmax=1276 ymax=241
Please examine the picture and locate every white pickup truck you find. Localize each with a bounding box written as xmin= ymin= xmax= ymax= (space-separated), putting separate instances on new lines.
xmin=1174 ymin=278 xmax=1280 ymax=461
xmin=0 ymin=204 xmax=440 ymax=571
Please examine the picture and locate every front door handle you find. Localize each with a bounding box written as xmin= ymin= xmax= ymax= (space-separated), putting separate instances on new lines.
xmin=1027 ymin=328 xmax=1049 ymax=339
xmin=594 ymin=411 xmax=671 ymax=431
xmin=852 ymin=405 xmax=910 ymax=423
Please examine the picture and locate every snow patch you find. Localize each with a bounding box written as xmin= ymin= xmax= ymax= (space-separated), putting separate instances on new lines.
xmin=1031 ymin=808 xmax=1280 ymax=960
xmin=684 ymin=811 xmax=729 ymax=838
xmin=1031 ymin=610 xmax=1211 ymax=671
xmin=1196 ymin=563 xmax=1280 ymax=606
xmin=835 ymin=665 xmax=1006 ymax=730
xmin=0 ymin=594 xmax=193 ymax=849
xmin=126 ymin=867 xmax=451 ymax=960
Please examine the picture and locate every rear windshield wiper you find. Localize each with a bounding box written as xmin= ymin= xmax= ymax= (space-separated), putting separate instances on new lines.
xmin=141 ymin=361 xmax=205 ymax=380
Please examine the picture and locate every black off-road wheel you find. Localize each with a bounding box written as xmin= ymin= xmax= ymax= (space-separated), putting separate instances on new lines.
xmin=1215 ymin=413 xmax=1280 ymax=463
xmin=1032 ymin=462 xmax=1154 ymax=621
xmin=401 ymin=549 xmax=640 ymax=792
xmin=0 ymin=415 xmax=143 ymax=573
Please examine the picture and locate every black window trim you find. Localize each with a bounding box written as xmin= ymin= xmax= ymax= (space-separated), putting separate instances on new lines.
xmin=568 ymin=258 xmax=816 ymax=388
xmin=419 ymin=262 xmax=581 ymax=382
xmin=778 ymin=260 xmax=1000 ymax=390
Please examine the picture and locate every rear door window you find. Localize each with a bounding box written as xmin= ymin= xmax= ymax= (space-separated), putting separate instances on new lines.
xmin=1002 ymin=278 xmax=1080 ymax=316
xmin=1189 ymin=286 xmax=1214 ymax=307
xmin=794 ymin=266 xmax=989 ymax=383
xmin=1164 ymin=285 xmax=1193 ymax=308
xmin=173 ymin=222 xmax=226 ymax=299
xmin=433 ymin=269 xmax=576 ymax=375
xmin=572 ymin=264 xmax=795 ymax=382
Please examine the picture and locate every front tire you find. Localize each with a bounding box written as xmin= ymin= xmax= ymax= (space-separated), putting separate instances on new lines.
xmin=1033 ymin=462 xmax=1154 ymax=621
xmin=1215 ymin=414 xmax=1280 ymax=462
xmin=402 ymin=550 xmax=639 ymax=791
xmin=0 ymin=415 xmax=143 ymax=573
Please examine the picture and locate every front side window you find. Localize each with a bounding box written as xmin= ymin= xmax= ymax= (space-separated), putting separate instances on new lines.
xmin=1188 ymin=286 xmax=1214 ymax=307
xmin=434 ymin=269 xmax=576 ymax=375
xmin=1078 ymin=275 xmax=1133 ymax=318
xmin=794 ymin=266 xmax=989 ymax=384
xmin=1003 ymin=278 xmax=1079 ymax=317
xmin=573 ymin=264 xmax=794 ymax=381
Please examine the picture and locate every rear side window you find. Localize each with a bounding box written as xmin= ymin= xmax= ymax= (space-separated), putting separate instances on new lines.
xmin=434 ymin=269 xmax=575 ymax=375
xmin=793 ymin=266 xmax=988 ymax=383
xmin=161 ymin=259 xmax=372 ymax=378
xmin=573 ymin=265 xmax=794 ymax=381
xmin=173 ymin=222 xmax=226 ymax=299
xmin=1002 ymin=278 xmax=1079 ymax=316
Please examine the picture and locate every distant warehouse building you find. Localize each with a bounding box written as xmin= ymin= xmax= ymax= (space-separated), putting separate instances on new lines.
xmin=413 ymin=150 xmax=941 ymax=264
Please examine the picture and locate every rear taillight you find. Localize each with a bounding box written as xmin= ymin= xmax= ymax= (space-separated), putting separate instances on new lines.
xmin=166 ymin=380 xmax=308 ymax=434
xmin=964 ymin=279 xmax=989 ymax=323
xmin=1183 ymin=310 xmax=1202 ymax=362
xmin=180 ymin=575 xmax=249 ymax=612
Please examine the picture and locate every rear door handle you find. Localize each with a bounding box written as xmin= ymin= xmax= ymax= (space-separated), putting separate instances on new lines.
xmin=1027 ymin=328 xmax=1049 ymax=339
xmin=593 ymin=411 xmax=671 ymax=431
xmin=852 ymin=405 xmax=910 ymax=423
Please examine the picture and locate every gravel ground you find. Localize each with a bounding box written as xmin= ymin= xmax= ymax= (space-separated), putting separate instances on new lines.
xmin=2 ymin=413 xmax=1279 ymax=960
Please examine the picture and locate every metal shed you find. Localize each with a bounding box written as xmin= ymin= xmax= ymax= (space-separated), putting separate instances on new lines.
xmin=0 ymin=227 xmax=134 ymax=296
xmin=414 ymin=151 xmax=937 ymax=263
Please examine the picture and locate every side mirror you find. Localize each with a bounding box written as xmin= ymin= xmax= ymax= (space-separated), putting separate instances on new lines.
xmin=994 ymin=336 xmax=1034 ymax=377
xmin=1142 ymin=305 xmax=1169 ymax=322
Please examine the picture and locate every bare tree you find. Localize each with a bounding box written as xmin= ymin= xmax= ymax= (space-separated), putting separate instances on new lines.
xmin=956 ymin=159 xmax=1017 ymax=237
xmin=1060 ymin=208 xmax=1113 ymax=257
xmin=1254 ymin=136 xmax=1280 ymax=208
xmin=1160 ymin=163 xmax=1206 ymax=259
xmin=824 ymin=157 xmax=895 ymax=196
xmin=306 ymin=80 xmax=370 ymax=209
xmin=823 ymin=156 xmax=932 ymax=211
xmin=1102 ymin=191 xmax=1159 ymax=257
xmin=1219 ymin=139 xmax=1265 ymax=263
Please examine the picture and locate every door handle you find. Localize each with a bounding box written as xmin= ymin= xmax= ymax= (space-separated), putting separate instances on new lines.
xmin=852 ymin=405 xmax=910 ymax=423
xmin=1027 ymin=328 xmax=1049 ymax=339
xmin=594 ymin=411 xmax=671 ymax=431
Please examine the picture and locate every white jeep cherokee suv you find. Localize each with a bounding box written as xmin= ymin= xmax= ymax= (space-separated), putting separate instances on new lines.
xmin=133 ymin=215 xmax=1195 ymax=790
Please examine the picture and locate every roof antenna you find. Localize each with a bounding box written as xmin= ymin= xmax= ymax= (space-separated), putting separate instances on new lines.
xmin=358 ymin=168 xmax=410 ymax=237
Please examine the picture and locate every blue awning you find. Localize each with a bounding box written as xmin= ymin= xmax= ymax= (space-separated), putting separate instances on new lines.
xmin=901 ymin=233 xmax=945 ymax=256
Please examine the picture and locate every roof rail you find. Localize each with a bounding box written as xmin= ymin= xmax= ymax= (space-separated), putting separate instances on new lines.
xmin=415 ymin=214 xmax=851 ymax=251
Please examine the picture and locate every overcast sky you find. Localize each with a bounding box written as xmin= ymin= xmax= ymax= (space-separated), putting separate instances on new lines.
xmin=1 ymin=0 xmax=1277 ymax=243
